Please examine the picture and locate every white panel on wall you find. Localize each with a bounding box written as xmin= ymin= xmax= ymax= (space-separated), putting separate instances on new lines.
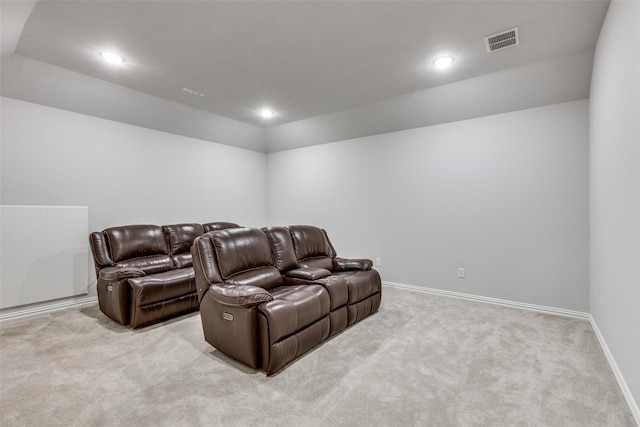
xmin=0 ymin=205 xmax=89 ymax=309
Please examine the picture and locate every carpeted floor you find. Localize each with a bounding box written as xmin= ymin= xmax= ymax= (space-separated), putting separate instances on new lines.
xmin=0 ymin=285 xmax=635 ymax=426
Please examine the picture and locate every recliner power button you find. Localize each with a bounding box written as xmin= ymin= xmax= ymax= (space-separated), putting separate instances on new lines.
xmin=107 ymin=285 xmax=113 ymax=292
xmin=222 ymin=312 xmax=234 ymax=321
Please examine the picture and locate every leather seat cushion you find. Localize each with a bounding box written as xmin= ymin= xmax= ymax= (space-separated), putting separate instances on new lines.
xmin=315 ymin=275 xmax=349 ymax=310
xmin=259 ymin=284 xmax=330 ymax=344
xmin=333 ymin=270 xmax=382 ymax=304
xmin=129 ymin=268 xmax=196 ymax=306
xmin=171 ymin=252 xmax=193 ymax=269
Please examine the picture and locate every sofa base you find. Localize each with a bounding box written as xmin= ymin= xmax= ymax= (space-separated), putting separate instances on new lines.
xmin=200 ymin=295 xmax=260 ymax=369
xmin=131 ymin=293 xmax=199 ymax=329
xmin=97 ymin=278 xmax=131 ymax=326
xmin=260 ymin=314 xmax=330 ymax=375
xmin=347 ymin=292 xmax=382 ymax=326
xmin=329 ymin=306 xmax=348 ymax=336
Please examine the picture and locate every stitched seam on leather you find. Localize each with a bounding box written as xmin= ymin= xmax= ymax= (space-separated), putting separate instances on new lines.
xmin=104 ymin=232 xmax=117 ymax=263
xmin=196 ymin=241 xmax=213 ymax=283
xmin=194 ymin=238 xmax=216 ymax=300
xmin=258 ymin=310 xmax=270 ymax=370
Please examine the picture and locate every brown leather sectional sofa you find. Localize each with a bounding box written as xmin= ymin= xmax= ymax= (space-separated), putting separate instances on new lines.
xmin=89 ymin=221 xmax=239 ymax=328
xmin=192 ymin=225 xmax=382 ymax=375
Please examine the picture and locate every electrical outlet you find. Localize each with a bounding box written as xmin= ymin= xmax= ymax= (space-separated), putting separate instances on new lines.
xmin=375 ymin=257 xmax=382 ymax=267
xmin=457 ymin=267 xmax=465 ymax=278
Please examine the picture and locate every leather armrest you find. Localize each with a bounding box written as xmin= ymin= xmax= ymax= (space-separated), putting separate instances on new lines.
xmin=98 ymin=266 xmax=146 ymax=281
xmin=333 ymin=257 xmax=373 ymax=271
xmin=208 ymin=282 xmax=273 ymax=307
xmin=285 ymin=267 xmax=332 ymax=280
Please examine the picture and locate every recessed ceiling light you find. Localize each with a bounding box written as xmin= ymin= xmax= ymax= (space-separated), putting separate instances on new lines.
xmin=99 ymin=51 xmax=125 ymax=64
xmin=433 ymin=56 xmax=454 ymax=69
xmin=182 ymin=87 xmax=204 ymax=97
xmin=260 ymin=109 xmax=274 ymax=119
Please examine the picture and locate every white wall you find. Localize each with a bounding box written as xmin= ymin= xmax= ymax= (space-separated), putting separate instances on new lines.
xmin=589 ymin=0 xmax=640 ymax=411
xmin=268 ymin=100 xmax=589 ymax=312
xmin=1 ymin=96 xmax=268 ymax=294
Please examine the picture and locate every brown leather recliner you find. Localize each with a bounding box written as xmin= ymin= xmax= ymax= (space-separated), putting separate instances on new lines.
xmin=192 ymin=227 xmax=331 ymax=375
xmin=89 ymin=222 xmax=238 ymax=328
xmin=262 ymin=226 xmax=350 ymax=336
xmin=285 ymin=225 xmax=382 ymax=327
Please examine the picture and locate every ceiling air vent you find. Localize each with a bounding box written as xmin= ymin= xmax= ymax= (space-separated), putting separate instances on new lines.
xmin=484 ymin=27 xmax=519 ymax=53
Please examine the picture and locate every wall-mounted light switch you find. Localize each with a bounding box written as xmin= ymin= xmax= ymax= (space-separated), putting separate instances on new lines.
xmin=457 ymin=267 xmax=465 ymax=278
xmin=375 ymin=258 xmax=382 ymax=267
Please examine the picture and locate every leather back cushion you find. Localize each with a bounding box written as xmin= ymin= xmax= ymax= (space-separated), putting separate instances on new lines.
xmin=288 ymin=225 xmax=336 ymax=261
xmin=211 ymin=228 xmax=274 ymax=279
xmin=203 ymin=222 xmax=240 ymax=232
xmin=105 ymin=225 xmax=169 ymax=262
xmin=164 ymin=223 xmax=204 ymax=255
xmin=262 ymin=226 xmax=298 ymax=272
xmin=164 ymin=223 xmax=204 ymax=268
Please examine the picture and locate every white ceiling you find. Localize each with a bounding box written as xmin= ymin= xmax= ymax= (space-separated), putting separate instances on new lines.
xmin=12 ymin=0 xmax=609 ymax=129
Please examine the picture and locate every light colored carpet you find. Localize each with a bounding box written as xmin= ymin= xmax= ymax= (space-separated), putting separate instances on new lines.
xmin=0 ymin=285 xmax=635 ymax=426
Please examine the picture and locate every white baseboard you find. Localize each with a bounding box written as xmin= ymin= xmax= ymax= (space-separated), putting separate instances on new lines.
xmin=0 ymin=295 xmax=98 ymax=322
xmin=383 ymin=281 xmax=639 ymax=425
xmin=383 ymin=281 xmax=590 ymax=319
xmin=589 ymin=317 xmax=640 ymax=426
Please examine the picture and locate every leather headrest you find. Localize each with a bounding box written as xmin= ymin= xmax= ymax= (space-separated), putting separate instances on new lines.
xmin=288 ymin=225 xmax=335 ymax=261
xmin=209 ymin=228 xmax=274 ymax=279
xmin=104 ymin=225 xmax=168 ymax=262
xmin=163 ymin=223 xmax=204 ymax=254
xmin=262 ymin=226 xmax=298 ymax=271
